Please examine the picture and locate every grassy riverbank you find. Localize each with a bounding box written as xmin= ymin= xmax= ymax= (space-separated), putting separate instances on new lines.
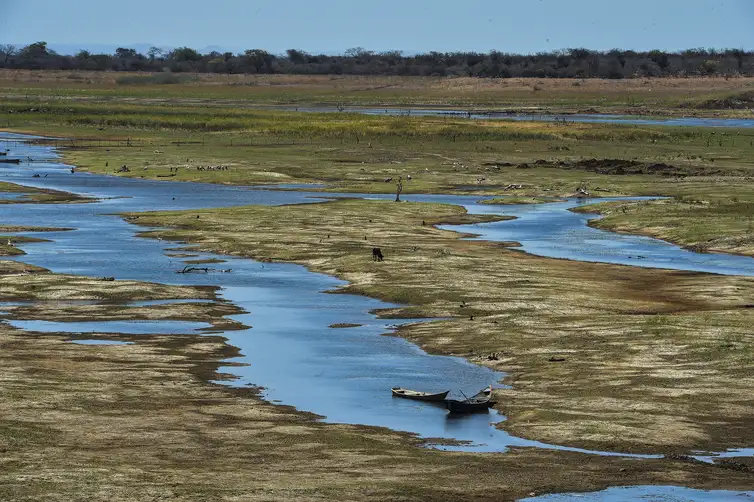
xmin=0 ymin=181 xmax=90 ymax=204
xmin=573 ymin=198 xmax=754 ymax=256
xmin=33 ymin=106 xmax=754 ymax=255
xmin=128 ymin=198 xmax=754 ymax=456
xmin=5 ymin=104 xmax=754 ymax=202
xmin=0 ymin=225 xmax=71 ymax=256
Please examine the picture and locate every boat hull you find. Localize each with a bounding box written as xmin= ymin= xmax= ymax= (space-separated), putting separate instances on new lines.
xmin=391 ymin=388 xmax=450 ymax=402
xmin=445 ymin=398 xmax=495 ymax=413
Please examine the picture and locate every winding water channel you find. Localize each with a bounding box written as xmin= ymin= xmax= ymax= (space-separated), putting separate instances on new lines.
xmin=2 ymin=132 xmax=754 ymax=500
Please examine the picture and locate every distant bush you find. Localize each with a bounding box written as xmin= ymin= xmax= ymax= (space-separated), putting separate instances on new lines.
xmin=3 ymin=42 xmax=754 ymax=79
xmin=115 ymin=73 xmax=198 ymax=85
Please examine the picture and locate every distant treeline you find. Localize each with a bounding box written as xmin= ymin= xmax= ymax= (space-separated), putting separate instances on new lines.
xmin=1 ymin=42 xmax=753 ymax=78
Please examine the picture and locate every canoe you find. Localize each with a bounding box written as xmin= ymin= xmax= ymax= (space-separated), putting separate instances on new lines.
xmin=445 ymin=395 xmax=495 ymax=413
xmin=445 ymin=386 xmax=495 ymax=414
xmin=391 ymin=387 xmax=450 ymax=402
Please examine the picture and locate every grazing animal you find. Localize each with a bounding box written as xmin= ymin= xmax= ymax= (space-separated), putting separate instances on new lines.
xmin=372 ymin=247 xmax=384 ymax=262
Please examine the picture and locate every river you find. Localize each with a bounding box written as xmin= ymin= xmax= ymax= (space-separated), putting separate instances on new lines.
xmin=2 ymin=132 xmax=754 ymax=500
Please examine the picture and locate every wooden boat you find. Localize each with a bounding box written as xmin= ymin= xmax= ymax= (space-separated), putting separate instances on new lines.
xmin=445 ymin=386 xmax=495 ymax=414
xmin=391 ymin=387 xmax=450 ymax=402
xmin=0 ymin=158 xmax=20 ymax=164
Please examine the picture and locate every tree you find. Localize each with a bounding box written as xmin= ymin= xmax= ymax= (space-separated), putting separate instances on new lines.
xmin=115 ymin=47 xmax=138 ymax=59
xmin=606 ymin=58 xmax=626 ymax=79
xmin=0 ymin=44 xmax=752 ymax=78
xmin=207 ymin=57 xmax=227 ymax=73
xmin=169 ymin=47 xmax=202 ymax=62
xmin=649 ymin=50 xmax=670 ymax=70
xmin=17 ymin=42 xmax=55 ymax=69
xmin=113 ymin=47 xmax=143 ymax=71
xmin=345 ymin=47 xmax=373 ymax=64
xmin=345 ymin=47 xmax=368 ymax=58
xmin=569 ymin=48 xmax=592 ymax=60
xmin=286 ymin=49 xmax=309 ymax=64
xmin=148 ymin=46 xmax=165 ymax=61
xmin=242 ymin=49 xmax=275 ymax=73
xmin=730 ymin=48 xmax=746 ymax=71
xmin=0 ymin=44 xmax=17 ymax=65
xmin=19 ymin=41 xmax=50 ymax=59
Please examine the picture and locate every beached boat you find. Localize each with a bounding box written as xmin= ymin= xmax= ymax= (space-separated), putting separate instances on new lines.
xmin=444 ymin=386 xmax=495 ymax=413
xmin=391 ymin=387 xmax=450 ymax=402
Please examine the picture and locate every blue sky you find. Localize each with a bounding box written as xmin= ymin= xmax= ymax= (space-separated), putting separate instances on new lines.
xmin=2 ymin=0 xmax=753 ymax=54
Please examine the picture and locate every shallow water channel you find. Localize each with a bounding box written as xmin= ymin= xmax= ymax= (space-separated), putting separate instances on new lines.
xmin=522 ymin=486 xmax=754 ymax=502
xmin=2 ymin=133 xmax=754 ymax=499
xmin=267 ymin=106 xmax=754 ymax=129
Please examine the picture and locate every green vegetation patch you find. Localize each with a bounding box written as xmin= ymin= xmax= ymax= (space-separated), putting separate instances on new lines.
xmin=0 ymin=225 xmax=73 ymax=232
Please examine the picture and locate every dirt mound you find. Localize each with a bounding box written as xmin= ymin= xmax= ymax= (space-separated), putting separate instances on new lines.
xmin=693 ymin=91 xmax=754 ymax=110
xmin=485 ymin=158 xmax=727 ymax=177
xmin=551 ymin=158 xmax=723 ymax=177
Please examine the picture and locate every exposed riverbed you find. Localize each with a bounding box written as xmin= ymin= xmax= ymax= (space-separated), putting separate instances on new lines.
xmin=2 ymin=132 xmax=754 ymax=499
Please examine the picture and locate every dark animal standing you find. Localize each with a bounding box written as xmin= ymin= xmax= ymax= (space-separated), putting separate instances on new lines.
xmin=372 ymin=248 xmax=384 ymax=262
